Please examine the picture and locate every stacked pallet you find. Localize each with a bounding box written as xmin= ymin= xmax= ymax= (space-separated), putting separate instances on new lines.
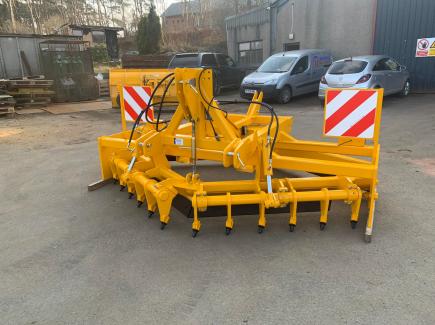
xmin=98 ymin=79 xmax=109 ymax=97
xmin=1 ymin=79 xmax=55 ymax=107
xmin=0 ymin=92 xmax=15 ymax=118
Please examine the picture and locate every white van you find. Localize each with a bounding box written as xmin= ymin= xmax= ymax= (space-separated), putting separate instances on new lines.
xmin=240 ymin=49 xmax=333 ymax=103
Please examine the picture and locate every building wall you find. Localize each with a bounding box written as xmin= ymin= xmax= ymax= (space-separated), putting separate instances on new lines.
xmin=226 ymin=0 xmax=376 ymax=64
xmin=373 ymin=0 xmax=435 ymax=92
xmin=226 ymin=23 xmax=270 ymax=63
xmin=163 ymin=15 xmax=184 ymax=33
xmin=163 ymin=14 xmax=199 ymax=34
xmin=275 ymin=0 xmax=376 ymax=59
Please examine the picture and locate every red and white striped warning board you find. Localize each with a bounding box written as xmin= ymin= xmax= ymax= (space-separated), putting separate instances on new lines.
xmin=324 ymin=89 xmax=380 ymax=139
xmin=121 ymin=86 xmax=154 ymax=122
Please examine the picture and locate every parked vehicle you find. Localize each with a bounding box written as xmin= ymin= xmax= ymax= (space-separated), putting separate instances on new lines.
xmin=318 ymin=55 xmax=411 ymax=100
xmin=168 ymin=53 xmax=246 ymax=95
xmin=240 ymin=49 xmax=332 ymax=104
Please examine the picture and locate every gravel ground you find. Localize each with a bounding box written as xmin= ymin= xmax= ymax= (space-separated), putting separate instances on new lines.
xmin=1 ymin=92 xmax=434 ymax=324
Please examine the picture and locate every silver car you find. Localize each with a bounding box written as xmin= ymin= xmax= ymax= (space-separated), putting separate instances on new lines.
xmin=318 ymin=55 xmax=410 ymax=100
xmin=241 ymin=49 xmax=332 ymax=104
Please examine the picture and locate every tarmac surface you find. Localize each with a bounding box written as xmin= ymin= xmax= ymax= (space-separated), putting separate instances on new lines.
xmin=1 ymin=92 xmax=435 ymax=324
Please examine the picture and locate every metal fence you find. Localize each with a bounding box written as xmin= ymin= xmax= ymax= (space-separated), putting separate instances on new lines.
xmin=0 ymin=34 xmax=80 ymax=79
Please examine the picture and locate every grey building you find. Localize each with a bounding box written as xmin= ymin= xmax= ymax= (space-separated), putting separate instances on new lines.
xmin=226 ymin=0 xmax=435 ymax=92
xmin=226 ymin=0 xmax=376 ymax=66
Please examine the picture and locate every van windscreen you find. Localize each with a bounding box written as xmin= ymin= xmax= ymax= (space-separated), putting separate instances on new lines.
xmin=328 ymin=60 xmax=368 ymax=74
xmin=257 ymin=56 xmax=298 ymax=73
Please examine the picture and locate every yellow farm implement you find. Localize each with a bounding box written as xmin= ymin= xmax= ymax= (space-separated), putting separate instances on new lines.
xmin=109 ymin=68 xmax=177 ymax=107
xmin=91 ymin=68 xmax=383 ymax=242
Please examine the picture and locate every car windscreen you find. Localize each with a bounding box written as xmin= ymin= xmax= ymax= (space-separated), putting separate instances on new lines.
xmin=328 ymin=60 xmax=368 ymax=74
xmin=257 ymin=56 xmax=298 ymax=73
xmin=169 ymin=54 xmax=200 ymax=68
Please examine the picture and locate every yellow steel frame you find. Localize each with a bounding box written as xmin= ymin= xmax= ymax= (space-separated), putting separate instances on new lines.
xmin=95 ymin=68 xmax=383 ymax=242
xmin=109 ymin=68 xmax=177 ymax=107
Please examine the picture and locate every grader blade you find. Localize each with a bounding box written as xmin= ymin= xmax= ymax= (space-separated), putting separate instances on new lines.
xmin=91 ymin=68 xmax=383 ymax=242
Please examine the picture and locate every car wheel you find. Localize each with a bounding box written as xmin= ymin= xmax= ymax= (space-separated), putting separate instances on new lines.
xmin=400 ymin=80 xmax=411 ymax=97
xmin=278 ymin=86 xmax=292 ymax=104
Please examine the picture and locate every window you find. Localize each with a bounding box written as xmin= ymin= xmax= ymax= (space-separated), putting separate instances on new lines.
xmin=258 ymin=56 xmax=298 ymax=73
xmin=91 ymin=31 xmax=105 ymax=43
xmin=239 ymin=42 xmax=250 ymax=51
xmin=373 ymin=58 xmax=391 ymax=71
xmin=168 ymin=54 xmax=200 ymax=68
xmin=385 ymin=58 xmax=399 ymax=71
xmin=291 ymin=56 xmax=309 ymax=75
xmin=329 ymin=60 xmax=368 ymax=74
xmin=71 ymin=29 xmax=83 ymax=36
xmin=201 ymin=54 xmax=217 ymax=67
xmin=217 ymin=54 xmax=235 ymax=67
xmin=238 ymin=40 xmax=263 ymax=65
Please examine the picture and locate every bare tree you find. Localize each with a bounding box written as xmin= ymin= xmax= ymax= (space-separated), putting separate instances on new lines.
xmin=5 ymin=0 xmax=17 ymax=32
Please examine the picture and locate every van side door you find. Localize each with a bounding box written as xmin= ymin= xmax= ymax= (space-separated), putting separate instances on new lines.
xmin=290 ymin=55 xmax=311 ymax=95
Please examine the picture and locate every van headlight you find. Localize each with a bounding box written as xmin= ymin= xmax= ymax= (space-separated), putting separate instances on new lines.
xmin=264 ymin=78 xmax=278 ymax=85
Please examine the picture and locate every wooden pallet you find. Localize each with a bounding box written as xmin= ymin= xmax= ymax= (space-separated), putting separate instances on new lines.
xmin=0 ymin=78 xmax=54 ymax=107
xmin=15 ymin=97 xmax=51 ymax=107
xmin=98 ymin=80 xmax=109 ymax=97
xmin=0 ymin=105 xmax=15 ymax=118
xmin=8 ymin=88 xmax=55 ymax=96
xmin=6 ymin=79 xmax=54 ymax=88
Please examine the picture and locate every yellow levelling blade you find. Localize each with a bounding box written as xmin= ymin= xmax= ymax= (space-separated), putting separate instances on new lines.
xmin=91 ymin=68 xmax=383 ymax=242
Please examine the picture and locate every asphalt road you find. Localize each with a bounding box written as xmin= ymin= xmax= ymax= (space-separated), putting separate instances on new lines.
xmin=1 ymin=92 xmax=435 ymax=324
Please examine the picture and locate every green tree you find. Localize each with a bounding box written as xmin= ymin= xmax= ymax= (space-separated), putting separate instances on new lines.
xmin=136 ymin=14 xmax=148 ymax=54
xmin=136 ymin=1 xmax=161 ymax=54
xmin=146 ymin=1 xmax=161 ymax=53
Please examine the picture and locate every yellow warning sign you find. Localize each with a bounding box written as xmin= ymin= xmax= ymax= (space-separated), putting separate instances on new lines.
xmin=431 ymin=41 xmax=435 ymax=49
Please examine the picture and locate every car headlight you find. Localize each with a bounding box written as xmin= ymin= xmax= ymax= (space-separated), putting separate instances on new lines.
xmin=264 ymin=79 xmax=278 ymax=85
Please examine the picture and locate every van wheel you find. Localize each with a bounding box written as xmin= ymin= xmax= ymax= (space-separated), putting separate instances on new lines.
xmin=278 ymin=86 xmax=292 ymax=104
xmin=400 ymin=80 xmax=411 ymax=97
